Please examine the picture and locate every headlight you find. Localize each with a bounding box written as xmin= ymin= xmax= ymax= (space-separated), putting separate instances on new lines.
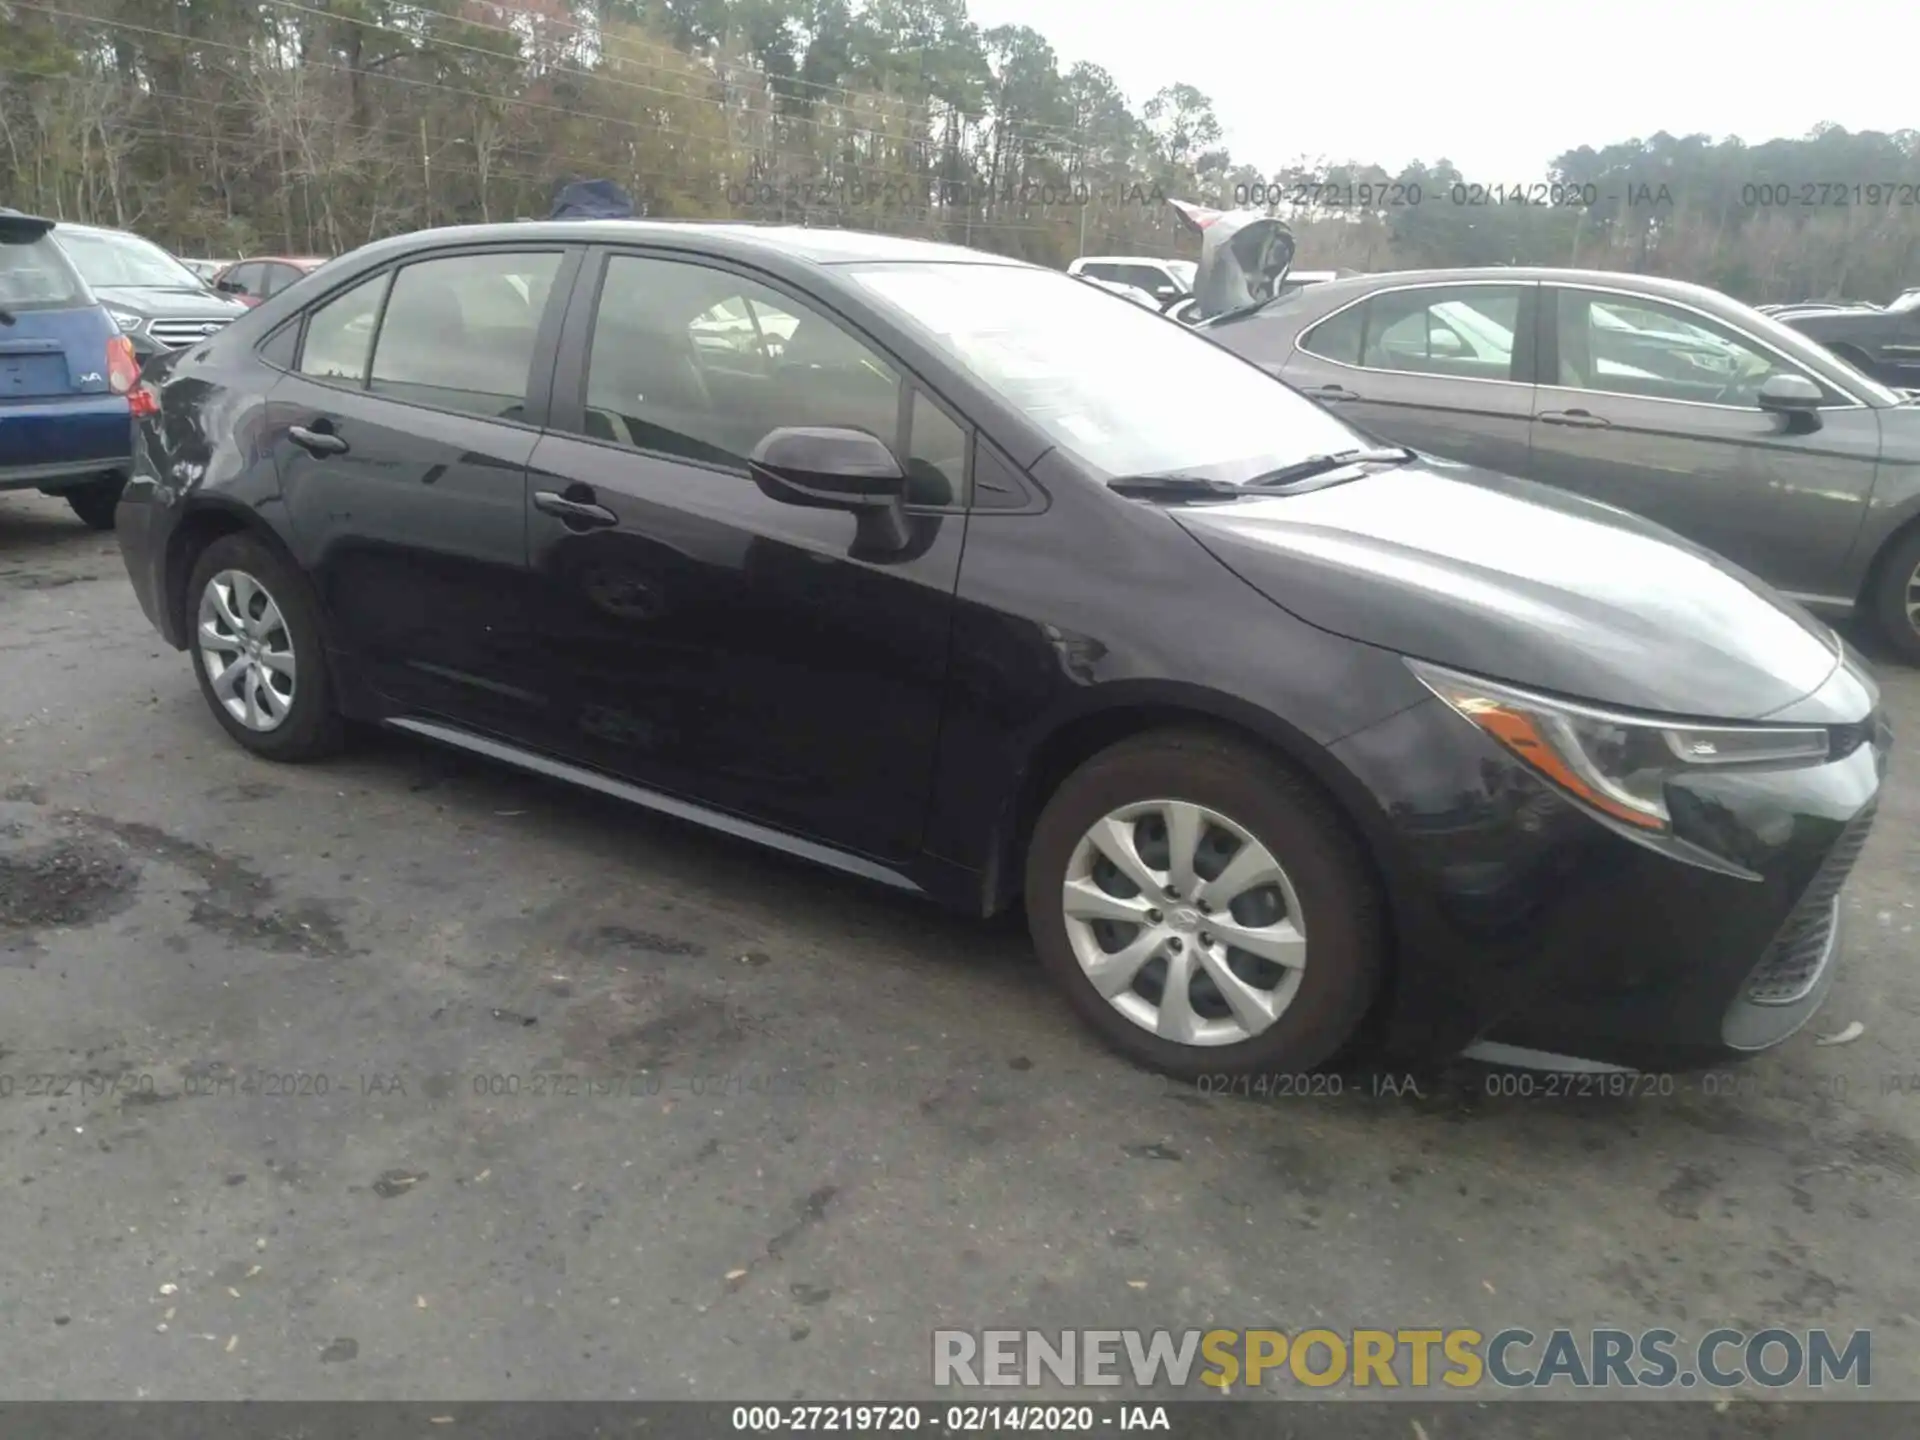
xmin=1407 ymin=659 xmax=1830 ymax=834
xmin=103 ymin=306 xmax=144 ymax=333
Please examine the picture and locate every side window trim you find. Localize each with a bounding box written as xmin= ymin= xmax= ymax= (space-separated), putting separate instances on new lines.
xmin=553 ymin=245 xmax=986 ymax=512
xmin=1544 ymin=283 xmax=1860 ymax=410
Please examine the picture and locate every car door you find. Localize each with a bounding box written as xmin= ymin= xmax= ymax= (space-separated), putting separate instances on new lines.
xmin=522 ymin=248 xmax=968 ymax=864
xmin=1278 ymin=280 xmax=1538 ymax=477
xmin=269 ymin=244 xmax=580 ymax=737
xmin=1529 ymin=284 xmax=1882 ymax=598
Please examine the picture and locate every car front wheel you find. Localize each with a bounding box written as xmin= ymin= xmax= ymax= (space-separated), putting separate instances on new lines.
xmin=185 ymin=533 xmax=343 ymax=761
xmin=1870 ymin=526 xmax=1920 ymax=665
xmin=1025 ymin=728 xmax=1386 ymax=1078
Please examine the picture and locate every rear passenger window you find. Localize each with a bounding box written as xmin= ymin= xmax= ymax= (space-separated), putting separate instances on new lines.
xmin=298 ymin=272 xmax=388 ymax=382
xmin=1299 ymin=304 xmax=1364 ymax=365
xmin=368 ymin=251 xmax=561 ymax=419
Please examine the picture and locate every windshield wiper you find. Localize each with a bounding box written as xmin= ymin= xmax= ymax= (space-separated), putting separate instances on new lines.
xmin=1107 ymin=473 xmax=1243 ymax=502
xmin=1242 ymin=446 xmax=1418 ymax=492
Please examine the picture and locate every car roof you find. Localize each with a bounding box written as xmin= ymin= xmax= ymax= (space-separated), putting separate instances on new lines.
xmin=49 ymin=221 xmax=146 ymax=240
xmin=339 ymin=220 xmax=1029 ymax=271
xmin=1293 ymin=266 xmax=1776 ymax=311
xmin=1074 ymin=255 xmax=1183 ymax=266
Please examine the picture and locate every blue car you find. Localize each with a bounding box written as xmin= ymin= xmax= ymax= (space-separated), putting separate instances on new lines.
xmin=0 ymin=209 xmax=139 ymax=528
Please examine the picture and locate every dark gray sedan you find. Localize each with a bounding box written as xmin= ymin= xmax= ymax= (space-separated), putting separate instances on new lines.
xmin=1199 ymin=267 xmax=1920 ymax=661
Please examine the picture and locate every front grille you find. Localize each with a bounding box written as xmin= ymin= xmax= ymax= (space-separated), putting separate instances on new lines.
xmin=1744 ymin=801 xmax=1877 ymax=1005
xmin=148 ymin=318 xmax=229 ymax=349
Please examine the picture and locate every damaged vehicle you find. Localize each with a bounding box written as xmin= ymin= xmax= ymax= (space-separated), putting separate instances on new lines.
xmin=115 ymin=218 xmax=1887 ymax=1079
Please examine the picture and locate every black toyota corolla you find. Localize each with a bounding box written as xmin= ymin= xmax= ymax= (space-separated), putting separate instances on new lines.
xmin=113 ymin=221 xmax=1891 ymax=1077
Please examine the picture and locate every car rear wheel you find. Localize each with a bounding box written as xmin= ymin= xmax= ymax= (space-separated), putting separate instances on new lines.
xmin=185 ymin=533 xmax=343 ymax=761
xmin=1870 ymin=526 xmax=1920 ymax=665
xmin=1025 ymin=728 xmax=1385 ymax=1078
xmin=64 ymin=475 xmax=125 ymax=531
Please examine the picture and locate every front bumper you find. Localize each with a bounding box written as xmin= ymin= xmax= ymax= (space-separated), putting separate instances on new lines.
xmin=1331 ymin=663 xmax=1890 ymax=1071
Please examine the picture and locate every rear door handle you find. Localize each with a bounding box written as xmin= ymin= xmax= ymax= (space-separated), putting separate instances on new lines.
xmin=533 ymin=489 xmax=618 ymax=530
xmin=1538 ymin=409 xmax=1612 ymax=429
xmin=288 ymin=424 xmax=348 ymax=456
xmin=1313 ymin=384 xmax=1361 ymax=402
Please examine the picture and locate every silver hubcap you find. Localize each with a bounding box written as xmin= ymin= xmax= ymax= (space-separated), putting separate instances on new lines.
xmin=196 ymin=569 xmax=296 ymax=732
xmin=1907 ymin=560 xmax=1920 ymax=633
xmin=1061 ymin=799 xmax=1307 ymax=1047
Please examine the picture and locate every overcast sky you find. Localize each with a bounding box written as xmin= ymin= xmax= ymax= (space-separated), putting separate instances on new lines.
xmin=963 ymin=0 xmax=1917 ymax=179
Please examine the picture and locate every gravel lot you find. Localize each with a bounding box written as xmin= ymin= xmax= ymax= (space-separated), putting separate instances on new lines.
xmin=2 ymin=489 xmax=1917 ymax=1414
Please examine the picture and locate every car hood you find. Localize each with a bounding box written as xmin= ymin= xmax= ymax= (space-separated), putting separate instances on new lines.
xmin=1172 ymin=459 xmax=1843 ymax=720
xmin=1169 ymin=200 xmax=1295 ymax=322
xmin=92 ymin=285 xmax=246 ymax=319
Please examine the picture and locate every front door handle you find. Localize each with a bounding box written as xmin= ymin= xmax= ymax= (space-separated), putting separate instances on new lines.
xmin=1538 ymin=408 xmax=1612 ymax=429
xmin=533 ymin=489 xmax=618 ymax=530
xmin=1314 ymin=384 xmax=1361 ymax=402
xmin=288 ymin=424 xmax=348 ymax=456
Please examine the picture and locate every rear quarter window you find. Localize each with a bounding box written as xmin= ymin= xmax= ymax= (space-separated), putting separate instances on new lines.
xmin=0 ymin=232 xmax=88 ymax=310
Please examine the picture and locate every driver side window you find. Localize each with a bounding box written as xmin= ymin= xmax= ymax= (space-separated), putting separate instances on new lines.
xmin=579 ymin=254 xmax=905 ymax=480
xmin=1554 ymin=290 xmax=1830 ymax=405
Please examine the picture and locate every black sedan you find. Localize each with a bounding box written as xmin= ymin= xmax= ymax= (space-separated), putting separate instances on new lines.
xmin=114 ymin=221 xmax=1889 ymax=1077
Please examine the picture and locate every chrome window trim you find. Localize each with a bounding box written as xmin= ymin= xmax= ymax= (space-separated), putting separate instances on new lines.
xmin=1552 ymin=281 xmax=1869 ymax=411
xmin=1295 ymin=277 xmax=1537 ymax=390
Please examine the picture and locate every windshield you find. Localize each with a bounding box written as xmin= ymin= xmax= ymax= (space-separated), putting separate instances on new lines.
xmin=1167 ymin=260 xmax=1197 ymax=290
xmin=0 ymin=229 xmax=89 ymax=309
xmin=848 ymin=262 xmax=1364 ymax=485
xmin=55 ymin=229 xmax=204 ymax=289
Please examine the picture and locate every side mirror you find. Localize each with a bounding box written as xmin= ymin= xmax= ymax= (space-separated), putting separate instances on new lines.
xmin=749 ymin=426 xmax=912 ymax=551
xmin=1757 ymin=372 xmax=1824 ymax=431
xmin=1757 ymin=373 xmax=1821 ymax=409
xmin=215 ymin=278 xmax=240 ymax=294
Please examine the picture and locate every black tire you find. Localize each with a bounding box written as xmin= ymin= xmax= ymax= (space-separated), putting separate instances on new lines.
xmin=1024 ymin=728 xmax=1386 ymax=1078
xmin=65 ymin=475 xmax=125 ymax=530
xmin=1869 ymin=525 xmax=1920 ymax=665
xmin=184 ymin=532 xmax=344 ymax=761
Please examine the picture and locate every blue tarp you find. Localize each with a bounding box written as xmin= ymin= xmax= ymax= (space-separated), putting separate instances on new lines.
xmin=548 ymin=180 xmax=636 ymax=220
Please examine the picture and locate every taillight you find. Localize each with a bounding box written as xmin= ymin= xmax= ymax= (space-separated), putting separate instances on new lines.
xmin=128 ymin=380 xmax=160 ymax=418
xmin=105 ymin=333 xmax=139 ymax=395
